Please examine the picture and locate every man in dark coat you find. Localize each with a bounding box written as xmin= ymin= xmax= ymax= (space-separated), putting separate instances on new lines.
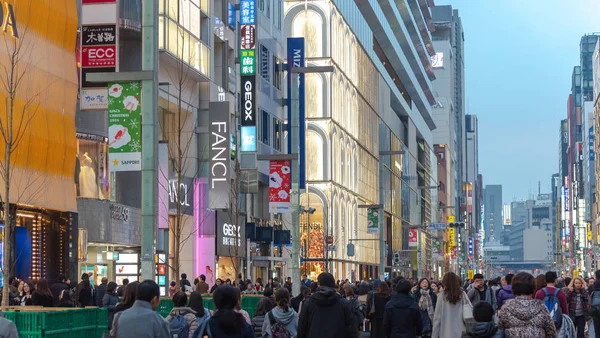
xmin=383 ymin=279 xmax=422 ymax=338
xmin=50 ymin=274 xmax=70 ymax=306
xmin=297 ymin=272 xmax=358 ymax=338
xmin=95 ymin=277 xmax=108 ymax=307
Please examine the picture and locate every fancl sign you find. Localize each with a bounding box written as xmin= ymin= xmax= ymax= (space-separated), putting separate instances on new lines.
xmin=208 ymin=102 xmax=231 ymax=209
xmin=168 ymin=176 xmax=194 ymax=215
xmin=0 ymin=3 xmax=18 ymax=38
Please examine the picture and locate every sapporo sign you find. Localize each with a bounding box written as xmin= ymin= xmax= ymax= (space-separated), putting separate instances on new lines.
xmin=107 ymin=82 xmax=142 ymax=171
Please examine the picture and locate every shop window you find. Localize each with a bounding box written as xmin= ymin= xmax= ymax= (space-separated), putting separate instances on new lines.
xmin=76 ymin=139 xmax=110 ymax=200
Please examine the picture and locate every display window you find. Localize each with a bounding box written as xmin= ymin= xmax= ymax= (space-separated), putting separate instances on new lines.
xmin=76 ymin=137 xmax=110 ymax=200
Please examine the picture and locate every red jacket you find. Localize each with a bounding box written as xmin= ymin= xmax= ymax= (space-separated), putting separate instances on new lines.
xmin=534 ymin=286 xmax=569 ymax=315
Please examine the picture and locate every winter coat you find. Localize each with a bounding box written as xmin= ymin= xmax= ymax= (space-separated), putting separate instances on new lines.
xmin=263 ymin=306 xmax=299 ymax=337
xmin=252 ymin=314 xmax=266 ymax=338
xmin=103 ymin=293 xmax=119 ymax=329
xmin=383 ymin=293 xmax=422 ymax=338
xmin=432 ymin=291 xmax=472 ymax=338
xmin=196 ymin=311 xmax=254 ymax=338
xmin=497 ymin=296 xmax=556 ymax=338
xmin=196 ymin=281 xmax=209 ymax=294
xmin=166 ymin=307 xmax=199 ymax=338
xmin=564 ymin=287 xmax=591 ymax=320
xmin=0 ymin=317 xmax=18 ymax=338
xmin=297 ymin=286 xmax=358 ymax=338
xmin=95 ymin=283 xmax=107 ymax=307
xmin=462 ymin=322 xmax=503 ymax=338
xmin=496 ymin=285 xmax=515 ymax=310
xmin=32 ymin=292 xmax=54 ymax=307
xmin=50 ymin=282 xmax=69 ymax=307
xmin=368 ymin=293 xmax=390 ymax=338
xmin=112 ymin=300 xmax=170 ymax=338
xmin=467 ymin=285 xmax=496 ymax=310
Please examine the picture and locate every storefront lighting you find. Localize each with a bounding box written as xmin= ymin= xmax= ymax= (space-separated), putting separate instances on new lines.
xmin=16 ymin=213 xmax=35 ymax=218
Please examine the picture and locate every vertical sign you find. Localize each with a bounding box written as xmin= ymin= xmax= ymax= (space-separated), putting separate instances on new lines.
xmin=268 ymin=160 xmax=291 ymax=213
xmin=241 ymin=76 xmax=256 ymax=126
xmin=239 ymin=0 xmax=257 ymax=157
xmin=408 ymin=228 xmax=418 ymax=247
xmin=209 ymin=102 xmax=231 ymax=209
xmin=468 ymin=237 xmax=473 ymax=255
xmin=367 ymin=208 xmax=378 ymax=234
xmin=448 ymin=227 xmax=455 ymax=247
xmin=108 ymin=82 xmax=141 ymax=171
xmin=287 ymin=37 xmax=306 ymax=188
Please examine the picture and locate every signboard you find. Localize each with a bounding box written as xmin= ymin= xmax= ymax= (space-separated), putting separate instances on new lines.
xmin=208 ymin=102 xmax=230 ymax=209
xmin=80 ymin=88 xmax=108 ymax=110
xmin=408 ymin=228 xmax=418 ymax=247
xmin=240 ymin=25 xmax=256 ymax=49
xmin=81 ymin=45 xmax=116 ymax=67
xmin=240 ymin=126 xmax=256 ymax=152
xmin=216 ymin=210 xmax=246 ymax=257
xmin=448 ymin=227 xmax=455 ymax=247
xmin=468 ymin=237 xmax=473 ymax=255
xmin=268 ymin=160 xmax=291 ymax=213
xmin=239 ymin=0 xmax=256 ymax=25
xmin=168 ymin=176 xmax=195 ymax=215
xmin=564 ymin=187 xmax=569 ymax=212
xmin=447 ymin=215 xmax=455 ymax=223
xmin=287 ymin=37 xmax=306 ymax=188
xmin=227 ymin=3 xmax=236 ymax=29
xmin=451 ymin=247 xmax=457 ymax=259
xmin=240 ymin=50 xmax=256 ymax=75
xmin=367 ymin=208 xmax=378 ymax=234
xmin=468 ymin=270 xmax=474 ymax=280
xmin=81 ymin=67 xmax=116 ymax=88
xmin=81 ymin=25 xmax=116 ymax=46
xmin=108 ymin=82 xmax=142 ymax=171
xmin=428 ymin=222 xmax=447 ymax=230
xmin=241 ymin=76 xmax=256 ymax=126
xmin=431 ymin=52 xmax=444 ymax=68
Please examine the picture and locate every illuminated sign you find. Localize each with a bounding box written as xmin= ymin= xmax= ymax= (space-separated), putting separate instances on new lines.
xmin=228 ymin=3 xmax=236 ymax=29
xmin=240 ymin=50 xmax=256 ymax=75
xmin=448 ymin=227 xmax=455 ymax=247
xmin=240 ymin=126 xmax=256 ymax=152
xmin=468 ymin=237 xmax=473 ymax=255
xmin=240 ymin=25 xmax=256 ymax=49
xmin=81 ymin=45 xmax=116 ymax=67
xmin=240 ymin=0 xmax=256 ymax=25
xmin=431 ymin=52 xmax=443 ymax=68
xmin=81 ymin=25 xmax=116 ymax=46
xmin=564 ymin=187 xmax=569 ymax=212
xmin=208 ymin=102 xmax=230 ymax=209
xmin=241 ymin=75 xmax=256 ymax=126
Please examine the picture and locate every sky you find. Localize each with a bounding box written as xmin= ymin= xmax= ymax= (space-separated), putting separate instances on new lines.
xmin=436 ymin=0 xmax=600 ymax=202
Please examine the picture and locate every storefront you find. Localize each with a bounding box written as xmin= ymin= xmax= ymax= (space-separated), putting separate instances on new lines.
xmin=215 ymin=210 xmax=245 ymax=281
xmin=76 ymin=133 xmax=110 ymax=200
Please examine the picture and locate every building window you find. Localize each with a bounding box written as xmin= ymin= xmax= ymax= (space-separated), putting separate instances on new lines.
xmin=273 ymin=117 xmax=283 ymax=152
xmin=76 ymin=138 xmax=110 ymax=200
xmin=261 ymin=110 xmax=270 ymax=145
xmin=273 ymin=56 xmax=282 ymax=90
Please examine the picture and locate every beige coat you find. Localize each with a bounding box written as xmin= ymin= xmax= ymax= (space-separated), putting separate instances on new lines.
xmin=432 ymin=291 xmax=472 ymax=338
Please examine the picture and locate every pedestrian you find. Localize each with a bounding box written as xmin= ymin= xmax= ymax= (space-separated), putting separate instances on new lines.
xmin=50 ymin=274 xmax=69 ymax=306
xmin=565 ymin=276 xmax=590 ymax=338
xmin=95 ymin=277 xmax=108 ymax=307
xmin=0 ymin=316 xmax=18 ymax=338
xmin=284 ymin=277 xmax=293 ymax=293
xmin=301 ymin=275 xmax=310 ymax=289
xmin=263 ymin=288 xmax=298 ymax=337
xmin=18 ymin=281 xmax=33 ymax=306
xmin=252 ymin=297 xmax=274 ymax=338
xmin=114 ymin=281 xmax=139 ymax=315
xmin=297 ymin=272 xmax=358 ymax=338
xmin=58 ymin=288 xmax=74 ymax=307
xmin=383 ymin=278 xmax=422 ymax=338
xmin=263 ymin=287 xmax=277 ymax=308
xmin=496 ymin=274 xmax=515 ymax=311
xmin=431 ymin=272 xmax=473 ymax=338
xmin=111 ymin=280 xmax=170 ymax=338
xmin=462 ymin=302 xmax=502 ymax=338
xmin=466 ymin=274 xmax=496 ymax=309
xmin=412 ymin=278 xmax=435 ymax=337
xmin=76 ymin=279 xmax=94 ymax=307
xmin=535 ymin=270 xmax=569 ymax=330
xmin=225 ymin=279 xmax=232 ymax=286
xmin=344 ymin=284 xmax=365 ymax=331
xmin=243 ymin=283 xmax=257 ymax=295
xmin=192 ymin=285 xmax=254 ymax=338
xmin=291 ymin=287 xmax=309 ymax=313
xmin=166 ymin=291 xmax=199 ymax=338
xmin=367 ymin=281 xmax=391 ymax=338
xmin=189 ymin=291 xmax=211 ymax=326
xmin=181 ymin=273 xmax=192 ymax=290
xmin=32 ymin=279 xmax=54 ymax=307
xmin=169 ymin=281 xmax=177 ymax=298
xmin=104 ymin=282 xmax=119 ymax=330
xmin=497 ymin=272 xmax=555 ymax=338
xmin=591 ymin=270 xmax=600 ymax=337
xmin=534 ymin=274 xmax=547 ymax=295
xmin=117 ymin=278 xmax=129 ymax=297
xmin=234 ymin=287 xmax=252 ymax=325
xmin=210 ymin=279 xmax=223 ymax=294
xmin=196 ymin=275 xmax=209 ymax=294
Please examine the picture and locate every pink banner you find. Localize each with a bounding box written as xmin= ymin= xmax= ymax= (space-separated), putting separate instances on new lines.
xmin=269 ymin=160 xmax=291 ymax=213
xmin=408 ymin=228 xmax=418 ymax=247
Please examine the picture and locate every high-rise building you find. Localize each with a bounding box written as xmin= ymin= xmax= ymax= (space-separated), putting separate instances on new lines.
xmin=483 ymin=185 xmax=502 ymax=242
xmin=465 ymin=115 xmax=479 ymax=236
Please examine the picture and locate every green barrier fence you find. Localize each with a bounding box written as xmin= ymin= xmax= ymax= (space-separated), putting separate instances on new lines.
xmin=158 ymin=295 xmax=264 ymax=319
xmin=2 ymin=307 xmax=108 ymax=338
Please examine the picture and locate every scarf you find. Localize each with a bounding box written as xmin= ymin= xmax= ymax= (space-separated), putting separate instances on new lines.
xmin=418 ymin=290 xmax=435 ymax=321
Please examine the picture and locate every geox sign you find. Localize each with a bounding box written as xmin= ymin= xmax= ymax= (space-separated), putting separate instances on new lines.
xmin=241 ymin=75 xmax=256 ymax=127
xmin=208 ymin=101 xmax=231 ymax=209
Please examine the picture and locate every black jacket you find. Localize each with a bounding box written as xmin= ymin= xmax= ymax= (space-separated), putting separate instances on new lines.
xmin=383 ymin=293 xmax=422 ymax=338
xmin=297 ymin=286 xmax=358 ymax=338
xmin=50 ymin=282 xmax=69 ymax=307
xmin=462 ymin=322 xmax=502 ymax=338
xmin=32 ymin=292 xmax=54 ymax=307
xmin=95 ymin=283 xmax=107 ymax=307
xmin=291 ymin=293 xmax=304 ymax=313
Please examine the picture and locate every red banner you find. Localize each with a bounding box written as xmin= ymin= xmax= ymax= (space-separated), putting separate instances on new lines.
xmin=451 ymin=247 xmax=457 ymax=259
xmin=408 ymin=228 xmax=418 ymax=247
xmin=269 ymin=160 xmax=291 ymax=213
xmin=81 ymin=45 xmax=116 ymax=67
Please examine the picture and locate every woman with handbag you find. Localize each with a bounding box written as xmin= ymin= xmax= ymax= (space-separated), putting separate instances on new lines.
xmin=432 ymin=272 xmax=473 ymax=338
xmin=412 ymin=278 xmax=436 ymax=338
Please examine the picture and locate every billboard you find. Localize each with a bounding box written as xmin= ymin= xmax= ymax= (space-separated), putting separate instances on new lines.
xmin=287 ymin=37 xmax=306 ymax=188
xmin=209 ymin=102 xmax=231 ymax=209
xmin=268 ymin=160 xmax=291 ymax=213
xmin=367 ymin=208 xmax=378 ymax=234
xmin=215 ymin=210 xmax=246 ymax=257
xmin=107 ymin=82 xmax=141 ymax=171
xmin=408 ymin=228 xmax=418 ymax=247
xmin=241 ymin=76 xmax=256 ymax=126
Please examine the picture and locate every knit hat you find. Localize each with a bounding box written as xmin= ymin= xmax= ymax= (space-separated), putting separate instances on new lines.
xmin=373 ymin=279 xmax=382 ymax=288
xmin=317 ymin=272 xmax=336 ymax=288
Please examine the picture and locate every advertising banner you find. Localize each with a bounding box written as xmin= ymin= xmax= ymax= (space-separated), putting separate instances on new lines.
xmin=81 ymin=45 xmax=116 ymax=67
xmin=451 ymin=247 xmax=457 ymax=259
xmin=107 ymin=82 xmax=141 ymax=171
xmin=208 ymin=102 xmax=230 ymax=209
xmin=448 ymin=227 xmax=455 ymax=247
xmin=239 ymin=0 xmax=256 ymax=25
xmin=240 ymin=126 xmax=256 ymax=152
xmin=241 ymin=76 xmax=256 ymax=126
xmin=408 ymin=228 xmax=418 ymax=247
xmin=216 ymin=211 xmax=246 ymax=257
xmin=81 ymin=25 xmax=116 ymax=46
xmin=240 ymin=25 xmax=256 ymax=49
xmin=80 ymin=88 xmax=108 ymax=110
xmin=286 ymin=37 xmax=306 ymax=189
xmin=269 ymin=160 xmax=291 ymax=213
xmin=367 ymin=208 xmax=378 ymax=234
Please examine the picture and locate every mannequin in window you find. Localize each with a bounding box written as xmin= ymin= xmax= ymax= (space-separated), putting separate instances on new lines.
xmin=79 ymin=152 xmax=98 ymax=198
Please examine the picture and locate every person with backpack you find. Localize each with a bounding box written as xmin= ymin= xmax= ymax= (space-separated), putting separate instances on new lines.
xmin=192 ymin=285 xmax=254 ymax=338
xmin=564 ymin=276 xmax=590 ymax=338
xmin=535 ymin=271 xmax=569 ymax=331
xmin=189 ymin=292 xmax=211 ymax=333
xmin=383 ymin=278 xmax=422 ymax=338
xmin=252 ymin=297 xmax=274 ymax=338
xmin=166 ymin=291 xmax=199 ymax=338
xmin=496 ymin=274 xmax=515 ymax=311
xmin=344 ymin=284 xmax=365 ymax=331
xmin=263 ymin=288 xmax=298 ymax=338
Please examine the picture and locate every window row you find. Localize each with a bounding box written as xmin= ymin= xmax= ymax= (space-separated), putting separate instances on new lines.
xmin=259 ymin=45 xmax=283 ymax=91
xmin=259 ymin=0 xmax=282 ymax=30
xmin=259 ymin=109 xmax=284 ymax=152
xmin=159 ymin=0 xmax=209 ymax=40
xmin=159 ymin=16 xmax=210 ymax=76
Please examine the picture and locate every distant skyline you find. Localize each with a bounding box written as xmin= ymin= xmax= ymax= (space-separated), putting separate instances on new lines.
xmin=436 ymin=0 xmax=600 ymax=202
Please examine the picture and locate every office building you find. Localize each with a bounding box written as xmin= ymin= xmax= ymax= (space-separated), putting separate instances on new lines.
xmin=483 ymin=185 xmax=502 ymax=242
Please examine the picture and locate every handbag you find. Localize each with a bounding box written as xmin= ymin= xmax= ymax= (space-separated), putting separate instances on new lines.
xmin=368 ymin=295 xmax=375 ymax=317
xmin=461 ymin=293 xmax=473 ymax=324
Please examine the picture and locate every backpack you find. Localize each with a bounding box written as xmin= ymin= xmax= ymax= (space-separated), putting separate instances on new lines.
xmin=268 ymin=311 xmax=292 ymax=338
xmin=168 ymin=314 xmax=190 ymax=338
xmin=542 ymin=287 xmax=563 ymax=330
xmin=350 ymin=298 xmax=366 ymax=326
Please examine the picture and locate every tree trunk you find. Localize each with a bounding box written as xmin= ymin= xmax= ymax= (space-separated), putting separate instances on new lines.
xmin=2 ymin=143 xmax=11 ymax=306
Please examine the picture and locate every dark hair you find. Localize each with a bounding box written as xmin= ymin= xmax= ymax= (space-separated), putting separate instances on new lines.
xmin=377 ymin=281 xmax=391 ymax=297
xmin=545 ymin=271 xmax=558 ymax=283
xmin=418 ymin=278 xmax=431 ymax=289
xmin=193 ymin=278 xmax=199 ymax=286
xmin=189 ymin=291 xmax=206 ymax=317
xmin=172 ymin=291 xmax=188 ymax=307
xmin=181 ymin=273 xmax=188 ymax=280
xmin=505 ymin=274 xmax=514 ymax=285
xmin=264 ymin=287 xmax=274 ymax=298
xmin=317 ymin=272 xmax=336 ymax=288
xmin=441 ymin=272 xmax=463 ymax=305
xmin=275 ymin=288 xmax=290 ymax=310
xmin=302 ymin=287 xmax=310 ymax=299
xmin=511 ymin=272 xmax=535 ymax=296
xmin=358 ymin=282 xmax=370 ymax=296
xmin=344 ymin=284 xmax=355 ymax=297
xmin=473 ymin=302 xmax=494 ymax=322
xmin=474 ymin=273 xmax=484 ymax=280
xmin=213 ymin=286 xmax=246 ymax=334
xmin=534 ymin=274 xmax=547 ymax=294
xmin=137 ymin=280 xmax=160 ymax=302
xmin=81 ymin=273 xmax=89 ymax=281
xmin=310 ymin=282 xmax=318 ymax=293
xmin=35 ymin=279 xmax=53 ymax=299
xmin=595 ymin=270 xmax=600 ymax=280
xmin=395 ymin=279 xmax=412 ymax=295
xmin=107 ymin=282 xmax=118 ymax=293
xmin=101 ymin=277 xmax=108 ymax=284
xmin=170 ymin=281 xmax=176 ymax=287
xmin=565 ymin=277 xmax=572 ymax=287
xmin=255 ymin=297 xmax=274 ymax=316
xmin=201 ymin=275 xmax=206 ymax=281
xmin=122 ymin=281 xmax=139 ymax=307
xmin=58 ymin=274 xmax=67 ymax=283
xmin=123 ymin=278 xmax=129 ymax=286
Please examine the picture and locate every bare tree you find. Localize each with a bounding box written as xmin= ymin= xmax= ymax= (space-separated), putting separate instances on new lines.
xmin=227 ymin=160 xmax=242 ymax=282
xmin=0 ymin=24 xmax=53 ymax=305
